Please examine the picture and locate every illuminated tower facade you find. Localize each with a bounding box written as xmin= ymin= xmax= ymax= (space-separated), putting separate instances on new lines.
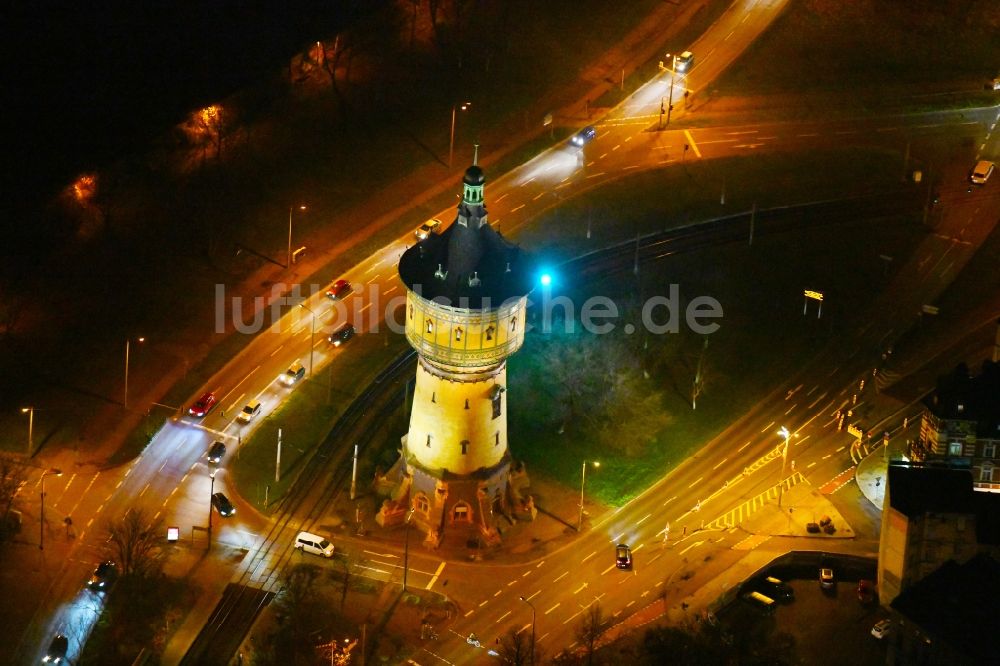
xmin=378 ymin=162 xmax=535 ymax=548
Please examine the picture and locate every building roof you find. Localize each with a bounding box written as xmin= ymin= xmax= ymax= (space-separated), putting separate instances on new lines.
xmin=886 ymin=462 xmax=1000 ymax=545
xmin=925 ymin=360 xmax=1000 ymax=437
xmin=398 ymin=164 xmax=535 ymax=309
xmin=890 ymin=553 xmax=1000 ymax=661
xmin=886 ymin=463 xmax=977 ymax=518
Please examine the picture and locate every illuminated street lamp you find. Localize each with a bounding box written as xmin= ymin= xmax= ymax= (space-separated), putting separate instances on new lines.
xmin=519 ymin=595 xmax=536 ymax=666
xmin=402 ymin=508 xmax=415 ymax=590
xmin=578 ymin=460 xmax=600 ymax=531
xmin=124 ymin=336 xmax=145 ymax=408
xmin=287 ymin=204 xmax=307 ymax=268
xmin=777 ymin=426 xmax=793 ymax=508
xmin=21 ymin=407 xmax=34 ymax=455
xmin=39 ymin=468 xmax=62 ymax=550
xmin=298 ymin=303 xmax=316 ymax=376
xmin=449 ymin=102 xmax=471 ymax=169
xmin=208 ymin=470 xmax=217 ymax=550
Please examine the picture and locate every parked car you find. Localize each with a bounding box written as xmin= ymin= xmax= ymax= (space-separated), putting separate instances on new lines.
xmin=88 ymin=560 xmax=118 ymax=591
xmin=415 ymin=219 xmax=442 ymax=240
xmin=42 ymin=634 xmax=68 ymax=663
xmin=211 ymin=492 xmax=236 ymax=517
xmin=615 ymin=543 xmax=633 ymax=569
xmin=969 ymin=160 xmax=995 ymax=185
xmin=328 ymin=322 xmax=356 ymax=347
xmin=237 ymin=399 xmax=261 ymax=424
xmin=280 ymin=361 xmax=306 ymax=386
xmin=571 ymin=125 xmax=597 ymax=147
xmin=188 ymin=392 xmax=217 ymax=418
xmin=295 ymin=531 xmax=335 ymax=557
xmin=819 ymin=567 xmax=835 ymax=589
xmin=207 ymin=441 xmax=226 ymax=464
xmin=871 ymin=619 xmax=892 ymax=639
xmin=757 ymin=575 xmax=794 ymax=602
xmin=325 ymin=279 xmax=352 ymax=300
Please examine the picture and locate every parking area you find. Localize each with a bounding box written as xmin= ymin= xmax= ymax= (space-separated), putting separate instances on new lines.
xmin=718 ymin=556 xmax=890 ymax=665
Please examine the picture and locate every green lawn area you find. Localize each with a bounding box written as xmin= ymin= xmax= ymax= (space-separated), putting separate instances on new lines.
xmin=507 ymin=149 xmax=926 ymax=506
xmin=712 ymin=0 xmax=1000 ymax=96
xmin=230 ymin=327 xmax=410 ymax=510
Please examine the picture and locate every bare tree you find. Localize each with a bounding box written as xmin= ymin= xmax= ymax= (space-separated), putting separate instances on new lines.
xmin=495 ymin=627 xmax=532 ymax=666
xmin=106 ymin=508 xmax=162 ymax=577
xmin=575 ymin=602 xmax=606 ymax=665
xmin=330 ymin=552 xmax=355 ymax=609
xmin=0 ymin=455 xmax=28 ymax=542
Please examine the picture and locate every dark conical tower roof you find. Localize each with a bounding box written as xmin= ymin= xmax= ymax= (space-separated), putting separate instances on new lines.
xmin=399 ymin=164 xmax=534 ymax=309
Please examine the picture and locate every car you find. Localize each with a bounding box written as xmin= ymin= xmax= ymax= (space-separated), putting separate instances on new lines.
xmin=237 ymin=399 xmax=261 ymax=424
xmin=857 ymin=579 xmax=876 ymax=604
xmin=969 ymin=160 xmax=995 ymax=185
xmin=325 ymin=279 xmax=352 ymax=300
xmin=675 ymin=50 xmax=694 ymax=72
xmin=571 ymin=126 xmax=597 ymax=147
xmin=758 ymin=575 xmax=794 ymax=602
xmin=42 ymin=634 xmax=68 ymax=663
xmin=211 ymin=492 xmax=236 ymax=517
xmin=188 ymin=392 xmax=217 ymax=417
xmin=615 ymin=543 xmax=632 ymax=569
xmin=871 ymin=619 xmax=892 ymax=639
xmin=207 ymin=441 xmax=226 ymax=464
xmin=415 ymin=219 xmax=442 ymax=240
xmin=819 ymin=567 xmax=835 ymax=589
xmin=279 ymin=361 xmax=306 ymax=386
xmin=88 ymin=560 xmax=117 ymax=591
xmin=328 ymin=322 xmax=356 ymax=347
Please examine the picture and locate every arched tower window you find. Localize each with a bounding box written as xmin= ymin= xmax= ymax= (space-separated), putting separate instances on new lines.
xmin=510 ymin=317 xmax=517 ymax=332
xmin=495 ymin=432 xmax=500 ymax=447
xmin=485 ymin=325 xmax=495 ymax=341
xmin=452 ymin=502 xmax=471 ymax=523
xmin=426 ymin=434 xmax=432 ymax=448
xmin=414 ymin=493 xmax=430 ymax=515
xmin=426 ymin=318 xmax=434 ymax=333
xmin=409 ymin=304 xmax=414 ymax=320
xmin=455 ymin=326 xmax=463 ymax=341
xmin=460 ymin=440 xmax=469 ymax=455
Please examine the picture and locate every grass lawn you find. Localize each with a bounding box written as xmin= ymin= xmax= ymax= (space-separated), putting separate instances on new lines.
xmin=506 ymin=149 xmax=926 ymax=506
xmin=711 ymin=0 xmax=1000 ymax=98
xmin=229 ymin=326 xmax=410 ymax=509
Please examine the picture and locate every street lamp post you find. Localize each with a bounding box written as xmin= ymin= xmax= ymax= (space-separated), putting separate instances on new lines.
xmin=519 ymin=595 xmax=536 ymax=666
xmin=39 ymin=468 xmax=62 ymax=550
xmin=298 ymin=303 xmax=316 ymax=376
xmin=578 ymin=461 xmax=600 ymax=531
xmin=208 ymin=471 xmax=216 ymax=550
xmin=778 ymin=427 xmax=791 ymax=508
xmin=21 ymin=407 xmax=34 ymax=455
xmin=665 ymin=53 xmax=678 ymax=127
xmin=123 ymin=336 xmax=145 ymax=408
xmin=402 ymin=508 xmax=414 ymax=590
xmin=287 ymin=204 xmax=307 ymax=268
xmin=449 ymin=102 xmax=471 ymax=169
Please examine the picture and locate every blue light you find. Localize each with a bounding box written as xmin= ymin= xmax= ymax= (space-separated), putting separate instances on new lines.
xmin=540 ymin=273 xmax=552 ymax=286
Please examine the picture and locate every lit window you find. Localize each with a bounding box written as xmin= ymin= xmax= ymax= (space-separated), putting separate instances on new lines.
xmin=414 ymin=494 xmax=429 ymax=513
xmin=984 ymin=443 xmax=996 ymax=459
xmin=453 ymin=503 xmax=471 ymax=522
xmin=981 ymin=465 xmax=994 ymax=482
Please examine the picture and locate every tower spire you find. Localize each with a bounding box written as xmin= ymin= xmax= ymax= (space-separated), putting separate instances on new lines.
xmin=473 ymin=143 xmax=479 ymax=166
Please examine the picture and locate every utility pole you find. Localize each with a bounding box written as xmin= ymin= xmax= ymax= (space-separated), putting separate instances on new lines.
xmin=276 ymin=428 xmax=282 ymax=483
xmin=350 ymin=444 xmax=359 ymax=500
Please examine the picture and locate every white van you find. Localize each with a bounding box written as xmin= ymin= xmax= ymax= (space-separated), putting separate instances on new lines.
xmin=295 ymin=531 xmax=334 ymax=558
